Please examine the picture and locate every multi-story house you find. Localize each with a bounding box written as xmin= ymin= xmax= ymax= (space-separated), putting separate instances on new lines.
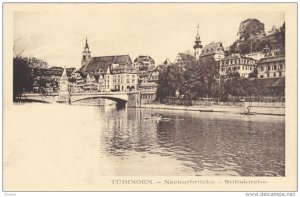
xmin=257 ymin=55 xmax=285 ymax=79
xmin=220 ymin=54 xmax=257 ymax=78
xmin=199 ymin=42 xmax=225 ymax=67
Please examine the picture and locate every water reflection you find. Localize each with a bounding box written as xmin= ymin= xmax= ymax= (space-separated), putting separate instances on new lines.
xmin=6 ymin=104 xmax=284 ymax=177
xmin=98 ymin=107 xmax=285 ymax=176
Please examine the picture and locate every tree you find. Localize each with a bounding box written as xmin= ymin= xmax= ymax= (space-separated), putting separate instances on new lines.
xmin=156 ymin=64 xmax=184 ymax=101
xmin=13 ymin=56 xmax=49 ymax=101
xmin=13 ymin=56 xmax=34 ymax=100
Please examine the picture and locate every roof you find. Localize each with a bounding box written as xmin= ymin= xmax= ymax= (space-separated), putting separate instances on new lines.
xmin=79 ymin=55 xmax=132 ymax=73
xmin=200 ymin=42 xmax=224 ymax=57
xmin=163 ymin=58 xmax=172 ymax=65
xmin=45 ymin=67 xmax=76 ymax=77
xmin=176 ymin=53 xmax=196 ymax=62
xmin=257 ymin=55 xmax=285 ymax=64
xmin=134 ymin=55 xmax=155 ymax=64
xmin=222 ymin=55 xmax=256 ymax=61
xmin=45 ymin=67 xmax=63 ymax=76
xmin=260 ymin=77 xmax=285 ymax=87
xmin=66 ymin=67 xmax=76 ymax=77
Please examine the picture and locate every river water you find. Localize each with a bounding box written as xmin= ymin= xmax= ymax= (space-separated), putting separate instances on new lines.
xmin=4 ymin=103 xmax=285 ymax=187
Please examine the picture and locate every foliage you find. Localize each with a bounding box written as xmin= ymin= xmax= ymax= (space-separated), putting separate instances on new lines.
xmin=156 ymin=64 xmax=184 ymax=101
xmin=13 ymin=56 xmax=50 ymax=100
xmin=13 ymin=56 xmax=35 ymax=100
xmin=156 ymin=60 xmax=267 ymax=102
xmin=238 ymin=18 xmax=265 ymax=41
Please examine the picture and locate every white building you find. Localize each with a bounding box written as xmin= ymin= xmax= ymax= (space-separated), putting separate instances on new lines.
xmin=257 ymin=55 xmax=285 ymax=79
xmin=220 ymin=54 xmax=257 ymax=78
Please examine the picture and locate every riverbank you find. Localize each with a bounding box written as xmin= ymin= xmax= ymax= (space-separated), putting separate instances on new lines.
xmin=140 ymin=104 xmax=285 ymax=116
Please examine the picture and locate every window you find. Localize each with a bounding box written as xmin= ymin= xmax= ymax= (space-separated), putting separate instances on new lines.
xmin=273 ymin=65 xmax=277 ymax=70
xmin=267 ymin=73 xmax=270 ymax=78
xmin=279 ymin=64 xmax=283 ymax=69
xmin=127 ymin=79 xmax=130 ymax=83
xmin=267 ymin=66 xmax=270 ymax=71
xmin=237 ymin=66 xmax=240 ymax=70
xmin=250 ymin=67 xmax=252 ymax=71
xmin=242 ymin=66 xmax=244 ymax=70
xmin=260 ymin=75 xmax=264 ymax=78
xmin=273 ymin=73 xmax=276 ymax=77
xmin=279 ymin=71 xmax=282 ymax=77
xmin=132 ymin=79 xmax=135 ymax=83
xmin=260 ymin=67 xmax=264 ymax=71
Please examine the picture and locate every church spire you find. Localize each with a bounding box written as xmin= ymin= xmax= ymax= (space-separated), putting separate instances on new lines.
xmin=82 ymin=37 xmax=91 ymax=67
xmin=193 ymin=23 xmax=203 ymax=61
xmin=85 ymin=37 xmax=89 ymax=49
xmin=196 ymin=23 xmax=200 ymax=41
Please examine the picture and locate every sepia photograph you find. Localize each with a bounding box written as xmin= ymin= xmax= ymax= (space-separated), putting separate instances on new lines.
xmin=3 ymin=2 xmax=297 ymax=192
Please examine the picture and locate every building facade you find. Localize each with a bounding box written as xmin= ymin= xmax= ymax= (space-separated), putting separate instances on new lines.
xmin=257 ymin=55 xmax=285 ymax=79
xmin=140 ymin=69 xmax=159 ymax=103
xmin=199 ymin=42 xmax=225 ymax=67
xmin=220 ymin=54 xmax=257 ymax=78
xmin=133 ymin=55 xmax=155 ymax=71
xmin=78 ymin=39 xmax=138 ymax=92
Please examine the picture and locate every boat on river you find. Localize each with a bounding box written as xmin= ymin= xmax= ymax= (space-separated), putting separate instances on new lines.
xmin=240 ymin=112 xmax=256 ymax=115
xmin=143 ymin=114 xmax=171 ymax=122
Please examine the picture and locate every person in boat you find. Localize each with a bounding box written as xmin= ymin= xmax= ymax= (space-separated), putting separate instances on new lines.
xmin=247 ymin=106 xmax=251 ymax=113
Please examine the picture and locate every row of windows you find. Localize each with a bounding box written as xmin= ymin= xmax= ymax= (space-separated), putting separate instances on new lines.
xmin=221 ymin=65 xmax=254 ymax=72
xmin=260 ymin=71 xmax=283 ymax=78
xmin=105 ymin=79 xmax=136 ymax=84
xmin=105 ymin=74 xmax=137 ymax=78
xmin=259 ymin=64 xmax=284 ymax=71
xmin=221 ymin=59 xmax=255 ymax=65
xmin=141 ymin=94 xmax=155 ymax=99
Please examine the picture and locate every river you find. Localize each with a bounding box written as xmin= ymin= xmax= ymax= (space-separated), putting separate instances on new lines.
xmin=4 ymin=103 xmax=285 ymax=188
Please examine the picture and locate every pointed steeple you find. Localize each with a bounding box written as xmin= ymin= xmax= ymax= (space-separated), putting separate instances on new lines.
xmin=193 ymin=23 xmax=203 ymax=61
xmin=85 ymin=37 xmax=89 ymax=49
xmin=82 ymin=37 xmax=91 ymax=66
xmin=196 ymin=23 xmax=200 ymax=41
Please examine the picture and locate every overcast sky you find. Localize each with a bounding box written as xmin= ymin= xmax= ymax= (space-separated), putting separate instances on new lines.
xmin=14 ymin=4 xmax=285 ymax=69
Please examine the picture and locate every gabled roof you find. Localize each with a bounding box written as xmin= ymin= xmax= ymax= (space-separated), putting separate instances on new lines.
xmin=66 ymin=67 xmax=76 ymax=77
xmin=134 ymin=55 xmax=155 ymax=64
xmin=176 ymin=53 xmax=196 ymax=62
xmin=257 ymin=55 xmax=285 ymax=64
xmin=79 ymin=55 xmax=132 ymax=73
xmin=222 ymin=55 xmax=256 ymax=61
xmin=163 ymin=58 xmax=172 ymax=65
xmin=200 ymin=42 xmax=224 ymax=57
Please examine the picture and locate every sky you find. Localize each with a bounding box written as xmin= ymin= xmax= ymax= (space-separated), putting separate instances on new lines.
xmin=13 ymin=4 xmax=285 ymax=69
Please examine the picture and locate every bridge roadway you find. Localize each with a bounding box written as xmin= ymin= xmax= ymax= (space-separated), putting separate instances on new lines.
xmin=21 ymin=91 xmax=141 ymax=108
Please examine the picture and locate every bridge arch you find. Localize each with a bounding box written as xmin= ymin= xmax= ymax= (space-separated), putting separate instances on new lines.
xmin=70 ymin=94 xmax=128 ymax=108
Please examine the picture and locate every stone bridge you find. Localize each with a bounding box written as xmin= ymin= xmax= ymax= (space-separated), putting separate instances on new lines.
xmin=21 ymin=91 xmax=141 ymax=108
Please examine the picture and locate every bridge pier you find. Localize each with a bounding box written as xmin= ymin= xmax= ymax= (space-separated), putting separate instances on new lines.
xmin=127 ymin=93 xmax=141 ymax=108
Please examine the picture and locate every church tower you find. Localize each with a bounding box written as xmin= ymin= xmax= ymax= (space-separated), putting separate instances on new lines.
xmin=193 ymin=24 xmax=203 ymax=61
xmin=81 ymin=37 xmax=91 ymax=67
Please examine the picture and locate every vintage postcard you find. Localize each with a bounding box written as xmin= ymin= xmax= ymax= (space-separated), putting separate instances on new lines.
xmin=3 ymin=3 xmax=297 ymax=192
